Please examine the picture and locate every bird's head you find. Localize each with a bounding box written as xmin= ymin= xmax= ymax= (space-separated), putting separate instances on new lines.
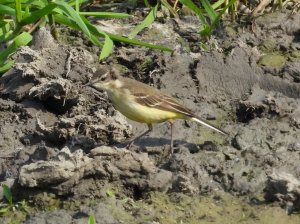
xmin=88 ymin=68 xmax=122 ymax=93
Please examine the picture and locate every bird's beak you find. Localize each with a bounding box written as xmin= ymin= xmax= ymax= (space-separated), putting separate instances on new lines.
xmin=86 ymin=79 xmax=110 ymax=92
xmin=85 ymin=80 xmax=92 ymax=87
xmin=85 ymin=79 xmax=96 ymax=87
xmin=85 ymin=72 xmax=109 ymax=88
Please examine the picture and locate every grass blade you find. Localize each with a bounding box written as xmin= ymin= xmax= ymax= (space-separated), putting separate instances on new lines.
xmin=24 ymin=5 xmax=30 ymax=17
xmin=54 ymin=14 xmax=102 ymax=47
xmin=144 ymin=0 xmax=151 ymax=8
xmin=0 ymin=60 xmax=14 ymax=73
xmin=129 ymin=4 xmax=158 ymax=39
xmin=75 ymin=0 xmax=79 ymax=12
xmin=20 ymin=3 xmax=56 ymax=25
xmin=25 ymin=0 xmax=47 ymax=8
xmin=0 ymin=4 xmax=16 ymax=15
xmin=211 ymin=0 xmax=226 ymax=10
xmin=54 ymin=13 xmax=78 ymax=29
xmin=200 ymin=0 xmax=217 ymax=21
xmin=99 ymin=34 xmax=113 ymax=59
xmin=160 ymin=0 xmax=179 ymax=18
xmin=15 ymin=0 xmax=22 ymax=23
xmin=0 ymin=32 xmax=32 ymax=62
xmin=81 ymin=16 xmax=172 ymax=52
xmin=2 ymin=185 xmax=12 ymax=206
xmin=0 ymin=207 xmax=10 ymax=214
xmin=179 ymin=0 xmax=206 ymax=24
xmin=79 ymin=12 xmax=130 ymax=19
xmin=0 ymin=0 xmax=15 ymax=4
xmin=67 ymin=0 xmax=88 ymax=7
xmin=0 ymin=22 xmax=13 ymax=42
xmin=209 ymin=0 xmax=237 ymax=32
xmin=84 ymin=18 xmax=172 ymax=52
xmin=109 ymin=33 xmax=172 ymax=51
xmin=56 ymin=14 xmax=171 ymax=53
xmin=55 ymin=0 xmax=90 ymax=38
xmin=88 ymin=215 xmax=95 ymax=224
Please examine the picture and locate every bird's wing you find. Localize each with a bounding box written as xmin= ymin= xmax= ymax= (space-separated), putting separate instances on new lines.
xmin=134 ymin=92 xmax=194 ymax=117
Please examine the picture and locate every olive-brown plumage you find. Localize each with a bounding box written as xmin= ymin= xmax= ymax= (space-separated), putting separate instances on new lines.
xmin=90 ymin=69 xmax=227 ymax=152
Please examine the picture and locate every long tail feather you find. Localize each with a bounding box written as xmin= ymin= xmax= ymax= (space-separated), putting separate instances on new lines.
xmin=191 ymin=117 xmax=227 ymax=135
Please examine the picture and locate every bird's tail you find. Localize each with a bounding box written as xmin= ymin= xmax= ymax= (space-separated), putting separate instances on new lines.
xmin=191 ymin=116 xmax=228 ymax=135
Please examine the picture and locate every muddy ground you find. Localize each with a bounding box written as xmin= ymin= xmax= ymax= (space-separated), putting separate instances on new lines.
xmin=0 ymin=7 xmax=300 ymax=224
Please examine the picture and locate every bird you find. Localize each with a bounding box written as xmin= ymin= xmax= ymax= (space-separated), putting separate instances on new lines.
xmin=89 ymin=68 xmax=227 ymax=153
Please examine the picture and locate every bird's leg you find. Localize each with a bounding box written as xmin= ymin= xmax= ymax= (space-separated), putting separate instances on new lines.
xmin=168 ymin=120 xmax=174 ymax=154
xmin=126 ymin=124 xmax=153 ymax=149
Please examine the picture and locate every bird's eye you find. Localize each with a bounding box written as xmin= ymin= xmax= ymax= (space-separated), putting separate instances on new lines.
xmin=110 ymin=69 xmax=119 ymax=80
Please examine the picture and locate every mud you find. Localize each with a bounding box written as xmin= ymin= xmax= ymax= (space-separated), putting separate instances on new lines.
xmin=0 ymin=8 xmax=300 ymax=224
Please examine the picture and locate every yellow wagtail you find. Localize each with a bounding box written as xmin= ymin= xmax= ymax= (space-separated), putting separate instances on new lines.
xmin=89 ymin=68 xmax=227 ymax=153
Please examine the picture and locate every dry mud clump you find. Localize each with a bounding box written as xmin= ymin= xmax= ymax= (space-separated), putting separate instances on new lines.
xmin=0 ymin=10 xmax=300 ymax=223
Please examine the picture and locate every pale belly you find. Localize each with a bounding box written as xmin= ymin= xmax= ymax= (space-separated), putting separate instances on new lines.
xmin=111 ymin=96 xmax=181 ymax=124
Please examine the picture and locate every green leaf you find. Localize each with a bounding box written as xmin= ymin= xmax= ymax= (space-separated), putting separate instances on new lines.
xmin=144 ymin=0 xmax=150 ymax=7
xmin=99 ymin=34 xmax=113 ymax=60
xmin=0 ymin=206 xmax=10 ymax=214
xmin=82 ymin=16 xmax=172 ymax=52
xmin=0 ymin=21 xmax=12 ymax=36
xmin=0 ymin=4 xmax=16 ymax=15
xmin=160 ymin=0 xmax=179 ymax=18
xmin=129 ymin=4 xmax=158 ymax=39
xmin=55 ymin=0 xmax=90 ymax=38
xmin=0 ymin=30 xmax=13 ymax=43
xmin=56 ymin=14 xmax=171 ymax=53
xmin=0 ymin=60 xmax=14 ymax=74
xmin=75 ymin=0 xmax=79 ymax=12
xmin=179 ymin=0 xmax=206 ymax=24
xmin=54 ymin=13 xmax=76 ymax=28
xmin=20 ymin=3 xmax=57 ymax=25
xmin=108 ymin=32 xmax=172 ymax=51
xmin=25 ymin=0 xmax=47 ymax=8
xmin=0 ymin=0 xmax=15 ymax=4
xmin=15 ymin=0 xmax=23 ymax=23
xmin=209 ymin=0 xmax=237 ymax=33
xmin=67 ymin=0 xmax=88 ymax=7
xmin=88 ymin=215 xmax=95 ymax=224
xmin=79 ymin=12 xmax=130 ymax=19
xmin=54 ymin=14 xmax=99 ymax=46
xmin=106 ymin=189 xmax=115 ymax=197
xmin=200 ymin=0 xmax=217 ymax=21
xmin=89 ymin=34 xmax=103 ymax=47
xmin=2 ymin=185 xmax=12 ymax=206
xmin=0 ymin=32 xmax=32 ymax=62
xmin=211 ymin=0 xmax=226 ymax=10
xmin=24 ymin=5 xmax=30 ymax=17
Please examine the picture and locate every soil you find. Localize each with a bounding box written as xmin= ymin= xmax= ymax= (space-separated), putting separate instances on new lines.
xmin=0 ymin=7 xmax=300 ymax=224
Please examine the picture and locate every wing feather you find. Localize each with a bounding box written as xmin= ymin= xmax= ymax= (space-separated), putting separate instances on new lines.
xmin=134 ymin=93 xmax=194 ymax=117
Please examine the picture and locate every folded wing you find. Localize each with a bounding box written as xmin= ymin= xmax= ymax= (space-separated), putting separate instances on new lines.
xmin=134 ymin=93 xmax=194 ymax=117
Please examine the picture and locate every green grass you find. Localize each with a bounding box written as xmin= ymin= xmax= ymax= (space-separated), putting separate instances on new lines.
xmin=88 ymin=214 xmax=95 ymax=224
xmin=0 ymin=0 xmax=171 ymax=74
xmin=0 ymin=185 xmax=29 ymax=216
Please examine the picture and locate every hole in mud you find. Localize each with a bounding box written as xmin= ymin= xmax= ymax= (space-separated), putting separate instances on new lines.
xmin=235 ymin=104 xmax=265 ymax=123
xmin=132 ymin=186 xmax=144 ymax=200
xmin=293 ymin=30 xmax=300 ymax=42
xmin=40 ymin=97 xmax=78 ymax=115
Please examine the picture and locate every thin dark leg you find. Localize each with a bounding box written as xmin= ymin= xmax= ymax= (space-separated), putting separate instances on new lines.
xmin=126 ymin=124 xmax=153 ymax=149
xmin=169 ymin=121 xmax=174 ymax=154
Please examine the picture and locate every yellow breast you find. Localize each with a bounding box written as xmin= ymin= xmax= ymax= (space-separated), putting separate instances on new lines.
xmin=109 ymin=91 xmax=182 ymax=124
